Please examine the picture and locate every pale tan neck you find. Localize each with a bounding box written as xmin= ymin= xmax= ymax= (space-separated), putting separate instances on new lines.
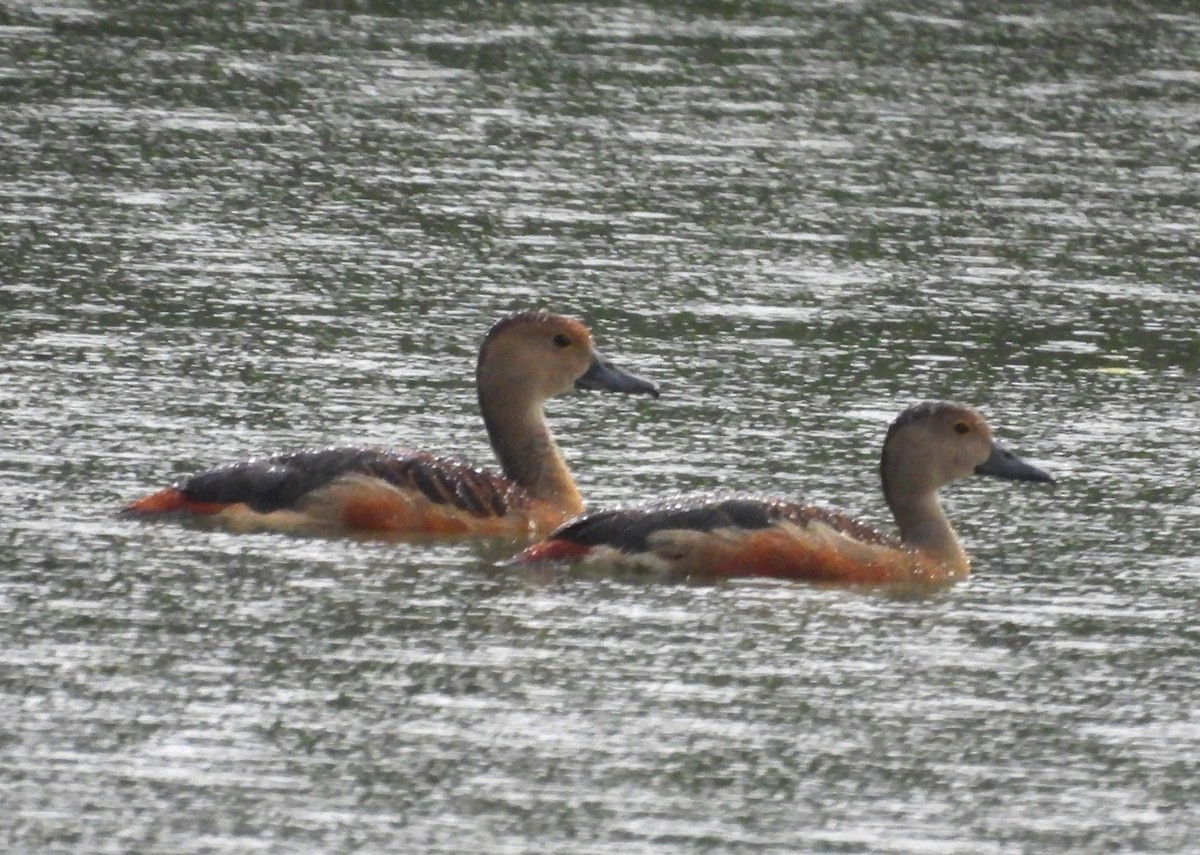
xmin=887 ymin=490 xmax=970 ymax=577
xmin=479 ymin=389 xmax=584 ymax=514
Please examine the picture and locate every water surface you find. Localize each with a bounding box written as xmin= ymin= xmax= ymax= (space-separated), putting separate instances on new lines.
xmin=1 ymin=2 xmax=1198 ymax=853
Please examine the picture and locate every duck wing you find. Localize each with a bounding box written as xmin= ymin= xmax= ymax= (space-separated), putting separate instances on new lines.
xmin=549 ymin=496 xmax=896 ymax=551
xmin=127 ymin=447 xmax=522 ymax=520
xmin=522 ymin=496 xmax=918 ymax=583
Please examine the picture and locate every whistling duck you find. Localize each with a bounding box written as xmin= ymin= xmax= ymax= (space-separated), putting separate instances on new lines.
xmin=124 ymin=311 xmax=659 ymax=539
xmin=515 ymin=401 xmax=1052 ymax=584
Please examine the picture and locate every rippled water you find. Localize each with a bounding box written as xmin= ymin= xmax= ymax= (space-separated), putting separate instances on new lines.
xmin=2 ymin=2 xmax=1198 ymax=853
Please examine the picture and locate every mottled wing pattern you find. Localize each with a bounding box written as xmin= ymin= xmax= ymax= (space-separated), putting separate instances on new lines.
xmin=180 ymin=447 xmax=525 ymax=519
xmin=346 ymin=450 xmax=524 ymax=519
xmin=526 ymin=495 xmax=924 ymax=583
xmin=766 ymin=501 xmax=900 ymax=549
xmin=548 ymin=496 xmax=897 ymax=551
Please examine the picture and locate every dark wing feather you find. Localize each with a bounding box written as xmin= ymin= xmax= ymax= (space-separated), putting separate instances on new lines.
xmin=359 ymin=451 xmax=517 ymax=517
xmin=182 ymin=447 xmax=521 ymax=518
xmin=549 ymin=497 xmax=777 ymax=551
xmin=769 ymin=502 xmax=899 ymax=548
xmin=551 ymin=496 xmax=898 ymax=551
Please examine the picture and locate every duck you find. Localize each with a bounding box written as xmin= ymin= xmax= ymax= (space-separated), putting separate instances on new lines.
xmin=123 ymin=310 xmax=660 ymax=539
xmin=514 ymin=401 xmax=1052 ymax=584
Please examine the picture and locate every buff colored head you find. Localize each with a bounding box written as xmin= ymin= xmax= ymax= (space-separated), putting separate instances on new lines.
xmin=881 ymin=401 xmax=1053 ymax=500
xmin=476 ymin=310 xmax=659 ymax=403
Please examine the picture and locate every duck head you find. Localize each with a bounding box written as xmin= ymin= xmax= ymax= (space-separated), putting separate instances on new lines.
xmin=477 ymin=310 xmax=659 ymax=402
xmin=881 ymin=401 xmax=1053 ymax=500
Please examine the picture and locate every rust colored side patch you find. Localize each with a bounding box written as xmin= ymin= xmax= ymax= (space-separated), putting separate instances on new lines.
xmin=338 ymin=492 xmax=412 ymax=533
xmin=514 ymin=539 xmax=593 ymax=563
xmin=685 ymin=526 xmax=940 ymax=585
xmin=124 ymin=488 xmax=227 ymax=517
xmin=333 ymin=483 xmax=477 ymax=536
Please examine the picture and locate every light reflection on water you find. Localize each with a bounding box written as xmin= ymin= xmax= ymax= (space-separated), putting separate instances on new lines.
xmin=1 ymin=1 xmax=1198 ymax=853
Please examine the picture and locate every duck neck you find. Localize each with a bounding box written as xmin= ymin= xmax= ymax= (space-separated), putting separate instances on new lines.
xmin=887 ymin=490 xmax=970 ymax=577
xmin=479 ymin=388 xmax=584 ymax=514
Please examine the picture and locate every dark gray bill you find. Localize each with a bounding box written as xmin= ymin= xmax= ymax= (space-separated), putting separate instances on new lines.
xmin=975 ymin=442 xmax=1054 ymax=483
xmin=575 ymin=352 xmax=660 ymax=398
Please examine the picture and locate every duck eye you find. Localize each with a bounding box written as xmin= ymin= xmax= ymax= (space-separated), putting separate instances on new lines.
xmin=954 ymin=422 xmax=970 ymax=435
xmin=552 ymin=334 xmax=572 ymax=348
